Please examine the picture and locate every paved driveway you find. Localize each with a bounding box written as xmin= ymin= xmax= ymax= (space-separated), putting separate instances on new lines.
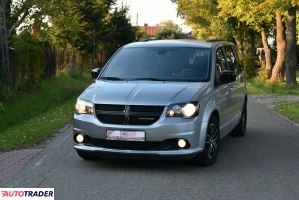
xmin=3 ymin=97 xmax=299 ymax=200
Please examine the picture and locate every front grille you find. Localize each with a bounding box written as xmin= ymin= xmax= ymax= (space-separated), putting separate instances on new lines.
xmin=95 ymin=104 xmax=165 ymax=125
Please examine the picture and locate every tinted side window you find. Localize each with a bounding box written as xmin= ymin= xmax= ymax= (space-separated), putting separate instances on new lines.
xmin=215 ymin=48 xmax=227 ymax=84
xmin=224 ymin=46 xmax=238 ymax=74
xmin=216 ymin=48 xmax=228 ymax=72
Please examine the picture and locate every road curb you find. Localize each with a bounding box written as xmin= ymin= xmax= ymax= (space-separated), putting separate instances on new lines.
xmin=250 ymin=96 xmax=299 ymax=128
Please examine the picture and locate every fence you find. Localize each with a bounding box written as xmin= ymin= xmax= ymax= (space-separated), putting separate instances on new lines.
xmin=9 ymin=43 xmax=95 ymax=90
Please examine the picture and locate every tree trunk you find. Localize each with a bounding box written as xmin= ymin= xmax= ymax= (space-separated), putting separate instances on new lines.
xmin=234 ymin=36 xmax=244 ymax=55
xmin=285 ymin=6 xmax=297 ymax=87
xmin=260 ymin=25 xmax=272 ymax=79
xmin=271 ymin=12 xmax=286 ymax=82
xmin=246 ymin=29 xmax=256 ymax=76
xmin=0 ymin=0 xmax=12 ymax=85
xmin=248 ymin=29 xmax=256 ymax=58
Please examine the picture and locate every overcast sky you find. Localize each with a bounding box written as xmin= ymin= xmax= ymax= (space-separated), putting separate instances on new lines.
xmin=115 ymin=0 xmax=190 ymax=32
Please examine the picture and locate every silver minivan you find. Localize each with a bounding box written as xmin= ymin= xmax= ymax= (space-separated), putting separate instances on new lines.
xmin=73 ymin=40 xmax=247 ymax=166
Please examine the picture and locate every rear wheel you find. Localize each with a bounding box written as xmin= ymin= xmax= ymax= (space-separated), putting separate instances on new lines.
xmin=231 ymin=101 xmax=247 ymax=137
xmin=193 ymin=115 xmax=220 ymax=166
xmin=76 ymin=150 xmax=99 ymax=160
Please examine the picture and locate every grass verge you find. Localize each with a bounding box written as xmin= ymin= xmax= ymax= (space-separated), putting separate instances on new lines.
xmin=247 ymin=77 xmax=299 ymax=96
xmin=0 ymin=75 xmax=89 ymax=151
xmin=274 ymin=102 xmax=299 ymax=124
xmin=0 ymin=97 xmax=77 ymax=151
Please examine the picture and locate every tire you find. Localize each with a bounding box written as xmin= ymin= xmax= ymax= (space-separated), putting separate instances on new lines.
xmin=76 ymin=150 xmax=99 ymax=160
xmin=231 ymin=101 xmax=247 ymax=137
xmin=193 ymin=115 xmax=220 ymax=166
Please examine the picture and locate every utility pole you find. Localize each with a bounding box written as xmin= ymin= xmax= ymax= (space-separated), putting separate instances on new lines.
xmin=93 ymin=27 xmax=96 ymax=69
xmin=0 ymin=0 xmax=11 ymax=85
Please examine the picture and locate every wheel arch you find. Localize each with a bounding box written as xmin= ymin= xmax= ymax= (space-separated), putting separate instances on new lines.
xmin=210 ymin=110 xmax=220 ymax=124
xmin=199 ymin=100 xmax=220 ymax=149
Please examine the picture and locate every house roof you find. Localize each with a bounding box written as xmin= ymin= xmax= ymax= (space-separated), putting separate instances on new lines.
xmin=143 ymin=26 xmax=160 ymax=37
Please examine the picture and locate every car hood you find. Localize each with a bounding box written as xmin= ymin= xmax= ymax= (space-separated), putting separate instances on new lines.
xmin=80 ymin=80 xmax=209 ymax=106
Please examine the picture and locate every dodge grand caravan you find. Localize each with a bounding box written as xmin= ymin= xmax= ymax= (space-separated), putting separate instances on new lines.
xmin=73 ymin=40 xmax=247 ymax=166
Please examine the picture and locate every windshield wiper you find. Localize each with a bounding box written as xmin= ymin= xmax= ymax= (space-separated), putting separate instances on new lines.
xmin=99 ymin=77 xmax=124 ymax=81
xmin=129 ymin=78 xmax=167 ymax=81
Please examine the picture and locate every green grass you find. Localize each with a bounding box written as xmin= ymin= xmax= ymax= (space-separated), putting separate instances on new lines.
xmin=274 ymin=102 xmax=299 ymax=124
xmin=247 ymin=70 xmax=299 ymax=96
xmin=0 ymin=97 xmax=77 ymax=151
xmin=0 ymin=75 xmax=89 ymax=151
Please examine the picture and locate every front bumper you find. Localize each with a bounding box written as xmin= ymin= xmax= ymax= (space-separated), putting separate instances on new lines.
xmin=73 ymin=112 xmax=208 ymax=158
xmin=74 ymin=144 xmax=202 ymax=158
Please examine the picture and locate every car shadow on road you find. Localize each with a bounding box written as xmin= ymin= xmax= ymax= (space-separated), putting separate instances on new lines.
xmin=75 ymin=134 xmax=250 ymax=173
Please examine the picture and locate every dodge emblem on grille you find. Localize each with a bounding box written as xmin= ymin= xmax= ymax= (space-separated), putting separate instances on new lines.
xmin=124 ymin=105 xmax=130 ymax=124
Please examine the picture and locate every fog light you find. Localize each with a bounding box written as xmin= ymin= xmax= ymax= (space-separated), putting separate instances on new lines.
xmin=178 ymin=139 xmax=187 ymax=148
xmin=76 ymin=134 xmax=84 ymax=143
xmin=167 ymin=110 xmax=175 ymax=117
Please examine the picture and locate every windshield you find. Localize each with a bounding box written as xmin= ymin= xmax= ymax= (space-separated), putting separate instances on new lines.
xmin=100 ymin=47 xmax=211 ymax=82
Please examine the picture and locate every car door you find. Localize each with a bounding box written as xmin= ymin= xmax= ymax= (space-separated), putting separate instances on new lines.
xmin=214 ymin=47 xmax=232 ymax=135
xmin=223 ymin=45 xmax=243 ymax=128
xmin=232 ymin=45 xmax=247 ymax=110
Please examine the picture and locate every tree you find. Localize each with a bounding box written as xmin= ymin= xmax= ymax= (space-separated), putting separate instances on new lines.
xmin=0 ymin=0 xmax=46 ymax=86
xmin=173 ymin=0 xmax=233 ymax=40
xmin=0 ymin=0 xmax=12 ymax=85
xmin=156 ymin=20 xmax=183 ymax=39
xmin=49 ymin=0 xmax=115 ymax=53
xmin=173 ymin=0 xmax=257 ymax=75
xmin=103 ymin=6 xmax=137 ymax=57
xmin=266 ymin=0 xmax=298 ymax=83
xmin=260 ymin=25 xmax=273 ymax=78
xmin=297 ymin=12 xmax=299 ymax=44
xmin=218 ymin=0 xmax=274 ymax=78
xmin=174 ymin=0 xmax=298 ymax=84
xmin=285 ymin=6 xmax=297 ymax=87
xmin=136 ymin=27 xmax=149 ymax=41
xmin=271 ymin=12 xmax=286 ymax=82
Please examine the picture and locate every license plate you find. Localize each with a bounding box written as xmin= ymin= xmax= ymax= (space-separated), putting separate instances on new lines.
xmin=106 ymin=130 xmax=145 ymax=141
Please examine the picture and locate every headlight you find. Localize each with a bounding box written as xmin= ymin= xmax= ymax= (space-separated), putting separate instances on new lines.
xmin=167 ymin=102 xmax=199 ymax=118
xmin=75 ymin=99 xmax=94 ymax=115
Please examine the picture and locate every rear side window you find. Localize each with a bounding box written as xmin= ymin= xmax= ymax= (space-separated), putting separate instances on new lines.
xmin=216 ymin=48 xmax=228 ymax=72
xmin=215 ymin=48 xmax=228 ymax=85
xmin=224 ymin=46 xmax=238 ymax=74
xmin=224 ymin=45 xmax=243 ymax=74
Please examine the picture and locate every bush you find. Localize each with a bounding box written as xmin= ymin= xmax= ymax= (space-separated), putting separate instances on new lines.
xmin=257 ymin=61 xmax=269 ymax=81
xmin=12 ymin=33 xmax=45 ymax=90
xmin=242 ymin=53 xmax=257 ymax=78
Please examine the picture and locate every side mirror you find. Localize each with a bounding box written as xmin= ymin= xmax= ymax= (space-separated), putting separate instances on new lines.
xmin=91 ymin=68 xmax=101 ymax=79
xmin=220 ymin=70 xmax=236 ymax=84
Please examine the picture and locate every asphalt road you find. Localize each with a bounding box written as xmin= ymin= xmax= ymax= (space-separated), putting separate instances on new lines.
xmin=6 ymin=97 xmax=299 ymax=200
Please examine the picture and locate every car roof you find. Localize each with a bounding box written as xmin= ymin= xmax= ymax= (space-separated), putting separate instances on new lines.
xmin=123 ymin=39 xmax=234 ymax=49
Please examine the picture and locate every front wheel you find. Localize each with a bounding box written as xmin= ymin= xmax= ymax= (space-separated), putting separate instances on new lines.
xmin=193 ymin=115 xmax=220 ymax=166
